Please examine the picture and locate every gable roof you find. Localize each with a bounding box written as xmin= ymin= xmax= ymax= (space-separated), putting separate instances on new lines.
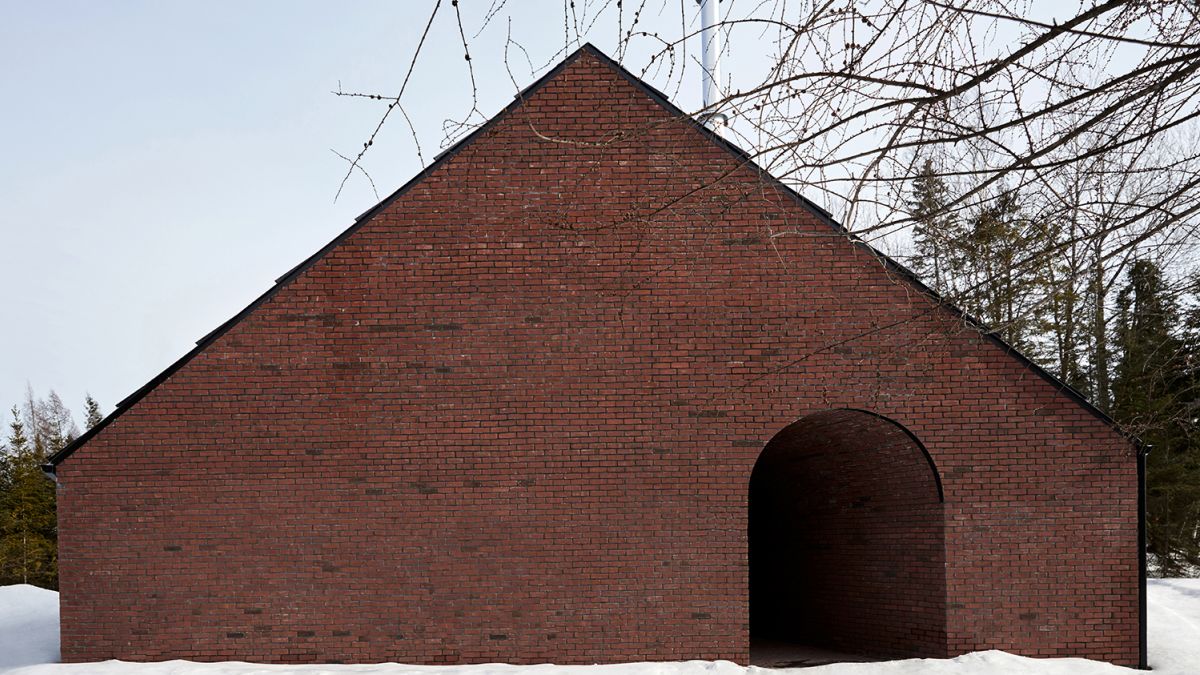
xmin=45 ymin=44 xmax=1131 ymax=472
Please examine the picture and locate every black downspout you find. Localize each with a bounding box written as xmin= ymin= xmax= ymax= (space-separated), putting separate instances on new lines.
xmin=1137 ymin=443 xmax=1148 ymax=670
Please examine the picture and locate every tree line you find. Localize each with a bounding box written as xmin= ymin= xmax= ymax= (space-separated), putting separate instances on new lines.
xmin=0 ymin=389 xmax=101 ymax=589
xmin=907 ymin=161 xmax=1200 ymax=577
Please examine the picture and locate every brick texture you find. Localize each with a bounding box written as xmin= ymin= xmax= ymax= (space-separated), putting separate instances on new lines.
xmin=54 ymin=47 xmax=1140 ymax=666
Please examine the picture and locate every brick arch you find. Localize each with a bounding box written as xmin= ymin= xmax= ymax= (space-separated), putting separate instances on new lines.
xmin=748 ymin=409 xmax=947 ymax=661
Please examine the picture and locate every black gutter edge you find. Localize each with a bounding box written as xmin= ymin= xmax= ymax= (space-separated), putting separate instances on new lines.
xmin=44 ymin=44 xmax=596 ymax=468
xmin=581 ymin=45 xmax=1130 ymax=441
xmin=1137 ymin=440 xmax=1149 ymax=669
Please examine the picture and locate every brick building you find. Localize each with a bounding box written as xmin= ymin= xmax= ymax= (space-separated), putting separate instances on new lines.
xmin=46 ymin=45 xmax=1145 ymax=668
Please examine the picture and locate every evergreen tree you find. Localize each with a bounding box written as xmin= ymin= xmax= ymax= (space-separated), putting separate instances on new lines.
xmin=907 ymin=159 xmax=962 ymax=294
xmin=84 ymin=395 xmax=103 ymax=430
xmin=1037 ymin=212 xmax=1091 ymax=397
xmin=1087 ymin=238 xmax=1114 ymax=413
xmin=0 ymin=404 xmax=58 ymax=588
xmin=1111 ymin=260 xmax=1200 ymax=575
xmin=907 ymin=168 xmax=1053 ymax=354
xmin=957 ymin=189 xmax=1052 ymax=352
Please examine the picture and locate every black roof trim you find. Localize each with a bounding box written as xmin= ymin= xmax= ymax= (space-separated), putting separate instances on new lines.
xmin=47 ymin=43 xmax=1128 ymax=471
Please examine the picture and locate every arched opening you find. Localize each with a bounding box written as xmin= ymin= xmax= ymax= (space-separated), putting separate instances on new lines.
xmin=749 ymin=409 xmax=946 ymax=666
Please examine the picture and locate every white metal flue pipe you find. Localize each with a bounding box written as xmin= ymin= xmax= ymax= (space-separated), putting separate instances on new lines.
xmin=699 ymin=0 xmax=727 ymax=132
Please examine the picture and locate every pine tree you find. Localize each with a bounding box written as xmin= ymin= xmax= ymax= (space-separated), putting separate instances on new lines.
xmin=953 ymin=188 xmax=1052 ymax=353
xmin=907 ymin=159 xmax=962 ymax=294
xmin=1088 ymin=238 xmax=1113 ymax=413
xmin=1037 ymin=210 xmax=1092 ymax=396
xmin=0 ymin=404 xmax=58 ymax=588
xmin=907 ymin=169 xmax=1054 ymax=355
xmin=84 ymin=395 xmax=103 ymax=430
xmin=1111 ymin=260 xmax=1200 ymax=575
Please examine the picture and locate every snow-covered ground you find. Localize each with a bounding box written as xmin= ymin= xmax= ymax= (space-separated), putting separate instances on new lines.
xmin=2 ymin=581 xmax=1197 ymax=674
xmin=1146 ymin=579 xmax=1200 ymax=673
xmin=0 ymin=585 xmax=59 ymax=672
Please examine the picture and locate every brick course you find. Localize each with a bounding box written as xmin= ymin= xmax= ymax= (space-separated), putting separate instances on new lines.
xmin=52 ymin=46 xmax=1140 ymax=667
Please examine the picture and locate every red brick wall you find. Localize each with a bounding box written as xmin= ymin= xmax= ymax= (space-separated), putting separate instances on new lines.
xmin=55 ymin=48 xmax=1140 ymax=666
xmin=750 ymin=410 xmax=946 ymax=658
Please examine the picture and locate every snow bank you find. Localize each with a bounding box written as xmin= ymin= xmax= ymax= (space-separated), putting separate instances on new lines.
xmin=3 ymin=580 xmax=1199 ymax=674
xmin=1147 ymin=578 xmax=1200 ymax=674
xmin=0 ymin=584 xmax=59 ymax=672
xmin=0 ymin=655 xmax=1139 ymax=675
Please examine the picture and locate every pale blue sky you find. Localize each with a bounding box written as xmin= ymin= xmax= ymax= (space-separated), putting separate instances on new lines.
xmin=0 ymin=1 xmax=717 ymax=423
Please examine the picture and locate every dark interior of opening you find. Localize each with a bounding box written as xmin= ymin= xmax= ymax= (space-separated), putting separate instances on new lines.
xmin=749 ymin=409 xmax=947 ymax=665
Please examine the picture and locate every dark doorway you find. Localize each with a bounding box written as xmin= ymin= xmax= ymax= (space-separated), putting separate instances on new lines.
xmin=749 ymin=409 xmax=947 ymax=665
